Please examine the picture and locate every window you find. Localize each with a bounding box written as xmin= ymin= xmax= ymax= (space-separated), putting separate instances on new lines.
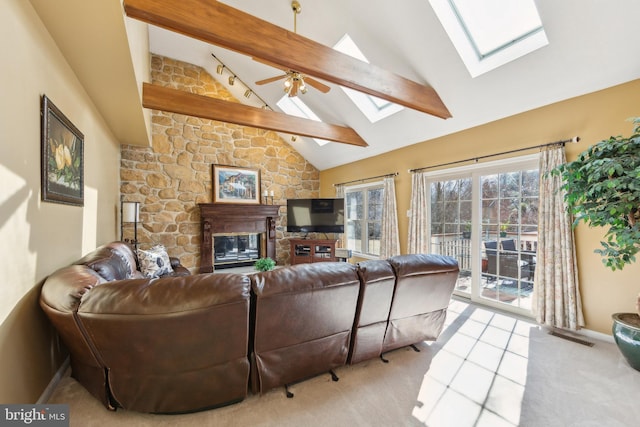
xmin=277 ymin=95 xmax=330 ymax=146
xmin=345 ymin=183 xmax=384 ymax=257
xmin=426 ymin=155 xmax=539 ymax=316
xmin=333 ymin=34 xmax=404 ymax=123
xmin=428 ymin=0 xmax=548 ymax=77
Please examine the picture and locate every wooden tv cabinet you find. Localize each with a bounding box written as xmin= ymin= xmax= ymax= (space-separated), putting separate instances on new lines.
xmin=289 ymin=239 xmax=338 ymax=264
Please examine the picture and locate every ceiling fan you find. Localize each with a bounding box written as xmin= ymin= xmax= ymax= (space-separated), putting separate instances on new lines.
xmin=254 ymin=1 xmax=330 ymax=97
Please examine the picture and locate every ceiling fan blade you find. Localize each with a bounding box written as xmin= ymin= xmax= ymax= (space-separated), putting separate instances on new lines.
xmin=255 ymin=74 xmax=287 ymax=85
xmin=305 ymin=77 xmax=331 ymax=93
xmin=123 ymin=0 xmax=451 ymax=119
xmin=142 ymin=83 xmax=368 ymax=147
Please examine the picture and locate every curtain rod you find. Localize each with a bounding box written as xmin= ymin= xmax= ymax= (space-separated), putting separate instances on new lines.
xmin=409 ymin=136 xmax=580 ymax=173
xmin=334 ymin=172 xmax=399 ymax=187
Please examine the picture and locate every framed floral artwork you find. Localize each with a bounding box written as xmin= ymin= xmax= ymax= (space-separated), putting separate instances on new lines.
xmin=41 ymin=95 xmax=84 ymax=206
xmin=212 ymin=164 xmax=261 ymax=204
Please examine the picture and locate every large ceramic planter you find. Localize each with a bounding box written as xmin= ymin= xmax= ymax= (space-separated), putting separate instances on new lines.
xmin=612 ymin=313 xmax=640 ymax=371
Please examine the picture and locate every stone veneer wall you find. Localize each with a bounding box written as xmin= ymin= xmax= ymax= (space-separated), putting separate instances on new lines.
xmin=120 ymin=55 xmax=320 ymax=270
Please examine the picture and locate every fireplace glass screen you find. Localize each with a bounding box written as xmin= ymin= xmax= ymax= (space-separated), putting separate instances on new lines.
xmin=214 ymin=234 xmax=261 ymax=268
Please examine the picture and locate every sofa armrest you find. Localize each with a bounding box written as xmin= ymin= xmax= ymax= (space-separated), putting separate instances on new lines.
xmin=167 ymin=257 xmax=191 ymax=276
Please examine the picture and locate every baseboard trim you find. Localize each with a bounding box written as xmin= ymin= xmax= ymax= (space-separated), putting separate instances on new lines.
xmin=37 ymin=356 xmax=70 ymax=404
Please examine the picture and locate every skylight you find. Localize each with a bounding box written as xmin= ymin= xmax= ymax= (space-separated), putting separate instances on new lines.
xmin=333 ymin=34 xmax=404 ymax=123
xmin=429 ymin=0 xmax=548 ymax=77
xmin=276 ymin=95 xmax=330 ymax=146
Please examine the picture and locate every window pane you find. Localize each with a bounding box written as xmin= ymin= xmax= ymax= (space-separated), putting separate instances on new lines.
xmin=367 ymin=222 xmax=381 ymax=255
xmin=482 ymin=175 xmax=498 ymax=198
xmin=346 ymin=192 xmax=362 ymax=220
xmin=368 ymin=188 xmax=383 ymax=220
xmin=347 ymin=219 xmax=362 ymax=253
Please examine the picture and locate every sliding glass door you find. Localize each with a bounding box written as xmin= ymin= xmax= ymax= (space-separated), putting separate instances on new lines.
xmin=427 ymin=156 xmax=539 ymax=315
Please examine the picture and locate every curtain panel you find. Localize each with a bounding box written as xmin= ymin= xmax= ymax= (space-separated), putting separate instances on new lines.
xmin=535 ymin=146 xmax=585 ymax=330
xmin=408 ymin=172 xmax=430 ymax=254
xmin=380 ymin=177 xmax=400 ymax=258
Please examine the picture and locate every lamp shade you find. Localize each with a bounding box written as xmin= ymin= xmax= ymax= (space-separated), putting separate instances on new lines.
xmin=122 ymin=201 xmax=140 ymax=223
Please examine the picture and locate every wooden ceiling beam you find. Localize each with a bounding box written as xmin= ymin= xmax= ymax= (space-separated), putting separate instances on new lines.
xmin=123 ymin=0 xmax=451 ymax=119
xmin=142 ymin=83 xmax=368 ymax=147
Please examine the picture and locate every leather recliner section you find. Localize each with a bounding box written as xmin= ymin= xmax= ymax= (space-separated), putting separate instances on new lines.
xmin=250 ymin=262 xmax=360 ymax=394
xmin=383 ymin=254 xmax=460 ymax=354
xmin=349 ymin=259 xmax=396 ymax=364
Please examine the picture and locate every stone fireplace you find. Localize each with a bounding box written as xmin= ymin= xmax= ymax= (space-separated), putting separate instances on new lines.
xmin=198 ymin=204 xmax=281 ymax=273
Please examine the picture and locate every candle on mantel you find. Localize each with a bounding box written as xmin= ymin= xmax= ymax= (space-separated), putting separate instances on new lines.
xmin=270 ymin=190 xmax=274 ymax=197
xmin=263 ymin=190 xmax=268 ymax=197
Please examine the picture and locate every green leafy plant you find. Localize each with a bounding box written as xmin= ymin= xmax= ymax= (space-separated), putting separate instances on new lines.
xmin=553 ymin=117 xmax=640 ymax=271
xmin=254 ymin=257 xmax=276 ymax=272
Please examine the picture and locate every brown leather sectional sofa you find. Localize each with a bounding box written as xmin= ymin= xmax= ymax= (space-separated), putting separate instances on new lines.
xmin=40 ymin=242 xmax=459 ymax=414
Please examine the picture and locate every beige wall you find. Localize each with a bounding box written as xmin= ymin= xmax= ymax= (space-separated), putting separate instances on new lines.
xmin=321 ymin=79 xmax=640 ymax=335
xmin=0 ymin=0 xmax=121 ymax=403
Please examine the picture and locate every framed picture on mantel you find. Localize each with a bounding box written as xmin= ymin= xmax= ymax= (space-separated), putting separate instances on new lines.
xmin=212 ymin=164 xmax=261 ymax=204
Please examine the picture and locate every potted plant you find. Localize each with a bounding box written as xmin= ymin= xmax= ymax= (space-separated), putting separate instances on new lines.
xmin=554 ymin=117 xmax=640 ymax=370
xmin=462 ymin=222 xmax=471 ymax=239
xmin=499 ymin=224 xmax=508 ymax=238
xmin=254 ymin=257 xmax=276 ymax=272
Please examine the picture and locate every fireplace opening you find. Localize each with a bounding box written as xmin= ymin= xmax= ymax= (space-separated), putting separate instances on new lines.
xmin=213 ymin=233 xmax=262 ymax=269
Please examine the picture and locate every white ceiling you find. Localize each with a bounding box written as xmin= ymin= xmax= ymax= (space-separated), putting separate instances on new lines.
xmin=31 ymin=0 xmax=640 ymax=172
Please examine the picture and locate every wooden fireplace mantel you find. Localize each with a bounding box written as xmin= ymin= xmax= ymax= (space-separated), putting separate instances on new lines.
xmin=198 ymin=203 xmax=281 ymax=273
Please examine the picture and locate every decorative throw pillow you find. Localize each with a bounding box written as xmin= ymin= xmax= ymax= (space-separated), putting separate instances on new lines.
xmin=137 ymin=245 xmax=174 ymax=278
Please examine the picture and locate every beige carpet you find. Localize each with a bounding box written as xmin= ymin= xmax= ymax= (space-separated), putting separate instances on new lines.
xmin=47 ymin=299 xmax=640 ymax=426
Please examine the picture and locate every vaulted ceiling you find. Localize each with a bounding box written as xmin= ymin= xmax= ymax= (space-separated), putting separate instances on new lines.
xmin=30 ymin=0 xmax=640 ymax=171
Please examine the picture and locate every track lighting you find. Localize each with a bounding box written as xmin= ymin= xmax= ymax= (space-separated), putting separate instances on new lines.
xmin=210 ymin=53 xmax=272 ymax=110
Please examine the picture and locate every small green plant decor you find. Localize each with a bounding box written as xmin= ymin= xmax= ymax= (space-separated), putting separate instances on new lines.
xmin=254 ymin=257 xmax=276 ymax=272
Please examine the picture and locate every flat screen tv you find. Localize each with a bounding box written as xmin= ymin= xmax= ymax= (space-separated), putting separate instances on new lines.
xmin=286 ymin=198 xmax=345 ymax=233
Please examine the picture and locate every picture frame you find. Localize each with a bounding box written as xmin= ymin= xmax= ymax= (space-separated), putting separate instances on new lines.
xmin=41 ymin=95 xmax=84 ymax=206
xmin=212 ymin=164 xmax=261 ymax=204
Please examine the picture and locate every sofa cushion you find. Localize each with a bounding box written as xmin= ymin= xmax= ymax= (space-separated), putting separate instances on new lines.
xmin=137 ymin=245 xmax=174 ymax=278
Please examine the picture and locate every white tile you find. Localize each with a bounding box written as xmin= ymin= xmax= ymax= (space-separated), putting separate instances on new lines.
xmin=513 ymin=319 xmax=537 ymax=337
xmin=426 ymin=388 xmax=482 ymax=427
xmin=458 ymin=318 xmax=486 ymax=339
xmin=480 ymin=325 xmax=512 ymax=349
xmin=441 ymin=331 xmax=477 ymax=358
xmin=489 ymin=313 xmax=517 ymax=331
xmin=449 ymin=361 xmax=495 ymax=404
xmin=506 ymin=333 xmax=530 ymax=358
xmin=467 ymin=340 xmax=505 ymax=372
xmin=469 ymin=308 xmax=494 ymax=323
xmin=497 ymin=351 xmax=529 ymax=386
xmin=428 ymin=349 xmax=465 ymax=385
xmin=476 ymin=408 xmax=517 ymax=427
xmin=485 ymin=375 xmax=525 ymax=425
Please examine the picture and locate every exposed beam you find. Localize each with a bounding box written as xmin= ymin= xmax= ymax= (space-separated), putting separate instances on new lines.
xmin=123 ymin=0 xmax=452 ymax=119
xmin=142 ymin=83 xmax=368 ymax=147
